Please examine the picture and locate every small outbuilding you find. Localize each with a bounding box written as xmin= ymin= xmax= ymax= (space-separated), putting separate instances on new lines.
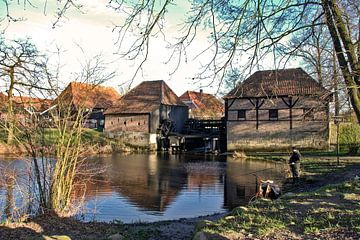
xmin=104 ymin=80 xmax=188 ymax=149
xmin=179 ymin=90 xmax=224 ymax=120
xmin=224 ymin=68 xmax=332 ymax=151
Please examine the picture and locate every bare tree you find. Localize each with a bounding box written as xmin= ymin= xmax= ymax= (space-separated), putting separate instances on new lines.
xmin=286 ymin=25 xmax=350 ymax=115
xmin=0 ymin=37 xmax=50 ymax=143
xmin=108 ymin=0 xmax=360 ymax=121
xmin=0 ymin=39 xmax=114 ymax=215
xmin=2 ymin=1 xmax=359 ymax=122
xmin=0 ymin=0 xmax=83 ymax=29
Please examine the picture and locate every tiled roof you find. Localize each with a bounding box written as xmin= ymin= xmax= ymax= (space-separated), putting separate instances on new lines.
xmin=104 ymin=80 xmax=186 ymax=114
xmin=224 ymin=68 xmax=332 ymax=99
xmin=180 ymin=91 xmax=224 ymax=119
xmin=0 ymin=93 xmax=53 ymax=112
xmin=56 ymin=82 xmax=121 ymax=109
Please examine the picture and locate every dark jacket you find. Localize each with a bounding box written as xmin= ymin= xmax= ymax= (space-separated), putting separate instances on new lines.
xmin=289 ymin=150 xmax=301 ymax=164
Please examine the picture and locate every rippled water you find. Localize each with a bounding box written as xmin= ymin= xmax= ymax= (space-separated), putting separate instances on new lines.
xmin=0 ymin=153 xmax=286 ymax=223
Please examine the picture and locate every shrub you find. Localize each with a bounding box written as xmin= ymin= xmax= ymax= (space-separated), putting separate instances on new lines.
xmin=339 ymin=124 xmax=360 ymax=155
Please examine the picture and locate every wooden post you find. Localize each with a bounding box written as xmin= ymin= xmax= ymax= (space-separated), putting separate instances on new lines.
xmin=256 ymin=99 xmax=259 ymax=130
xmin=336 ymin=121 xmax=340 ymax=165
xmin=289 ymin=97 xmax=293 ymax=130
xmin=248 ymin=98 xmax=264 ymax=130
xmin=224 ymin=99 xmax=228 ymax=121
xmin=281 ymin=96 xmax=299 ymax=130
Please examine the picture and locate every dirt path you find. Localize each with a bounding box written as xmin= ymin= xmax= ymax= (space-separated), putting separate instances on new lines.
xmin=284 ymin=163 xmax=360 ymax=193
xmin=0 ymin=212 xmax=227 ymax=240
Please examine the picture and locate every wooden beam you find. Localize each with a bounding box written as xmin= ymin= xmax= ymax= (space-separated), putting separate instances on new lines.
xmin=281 ymin=96 xmax=300 ymax=129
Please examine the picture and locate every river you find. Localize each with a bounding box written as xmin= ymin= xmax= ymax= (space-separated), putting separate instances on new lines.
xmin=0 ymin=153 xmax=286 ymax=223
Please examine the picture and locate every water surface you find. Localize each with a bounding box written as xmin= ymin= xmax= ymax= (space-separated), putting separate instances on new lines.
xmin=0 ymin=153 xmax=286 ymax=223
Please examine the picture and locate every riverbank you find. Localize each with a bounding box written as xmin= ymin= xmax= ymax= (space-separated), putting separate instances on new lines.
xmin=0 ymin=157 xmax=359 ymax=239
xmin=0 ymin=129 xmax=153 ymax=156
xmin=193 ymin=158 xmax=360 ymax=240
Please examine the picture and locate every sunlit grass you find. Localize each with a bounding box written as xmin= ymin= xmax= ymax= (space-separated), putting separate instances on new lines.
xmin=199 ymin=179 xmax=360 ymax=238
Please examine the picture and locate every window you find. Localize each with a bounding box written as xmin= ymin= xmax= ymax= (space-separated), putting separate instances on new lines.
xmin=237 ymin=110 xmax=246 ymax=120
xmin=269 ymin=109 xmax=278 ymax=120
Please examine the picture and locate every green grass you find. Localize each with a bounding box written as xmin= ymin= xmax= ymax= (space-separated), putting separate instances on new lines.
xmin=200 ymin=179 xmax=360 ymax=238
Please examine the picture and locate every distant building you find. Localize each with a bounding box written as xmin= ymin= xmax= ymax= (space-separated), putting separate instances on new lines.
xmin=0 ymin=93 xmax=53 ymax=123
xmin=179 ymin=90 xmax=224 ymax=120
xmin=55 ymin=82 xmax=121 ymax=129
xmin=104 ymin=80 xmax=188 ymax=148
xmin=224 ymin=68 xmax=332 ymax=151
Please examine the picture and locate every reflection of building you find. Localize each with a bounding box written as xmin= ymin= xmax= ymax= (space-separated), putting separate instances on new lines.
xmin=99 ymin=154 xmax=187 ymax=212
xmin=76 ymin=154 xmax=285 ymax=215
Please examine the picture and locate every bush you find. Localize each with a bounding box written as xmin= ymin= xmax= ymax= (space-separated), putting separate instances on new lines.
xmin=339 ymin=124 xmax=360 ymax=155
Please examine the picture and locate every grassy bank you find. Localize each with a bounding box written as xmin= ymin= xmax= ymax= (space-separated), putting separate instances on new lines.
xmin=194 ymin=157 xmax=360 ymax=240
xmin=195 ymin=179 xmax=359 ymax=239
xmin=0 ymin=128 xmax=150 ymax=156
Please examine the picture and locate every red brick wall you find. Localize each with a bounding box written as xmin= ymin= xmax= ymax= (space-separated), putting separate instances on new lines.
xmin=105 ymin=114 xmax=149 ymax=133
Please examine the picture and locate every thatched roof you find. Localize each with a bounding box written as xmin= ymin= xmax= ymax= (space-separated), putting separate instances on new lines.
xmin=104 ymin=80 xmax=186 ymax=115
xmin=56 ymin=82 xmax=120 ymax=109
xmin=225 ymin=68 xmax=332 ymax=99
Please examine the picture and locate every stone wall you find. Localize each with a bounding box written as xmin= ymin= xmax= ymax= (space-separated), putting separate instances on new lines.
xmin=105 ymin=131 xmax=157 ymax=150
xmin=227 ymin=97 xmax=330 ymax=151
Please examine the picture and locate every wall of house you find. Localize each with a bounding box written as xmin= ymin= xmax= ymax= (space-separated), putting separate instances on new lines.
xmin=104 ymin=114 xmax=150 ymax=133
xmin=226 ymin=97 xmax=330 ymax=151
xmin=160 ymin=105 xmax=189 ymax=133
xmin=150 ymin=109 xmax=160 ymax=133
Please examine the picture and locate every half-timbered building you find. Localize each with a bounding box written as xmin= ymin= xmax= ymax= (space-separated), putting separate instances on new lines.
xmin=224 ymin=68 xmax=332 ymax=151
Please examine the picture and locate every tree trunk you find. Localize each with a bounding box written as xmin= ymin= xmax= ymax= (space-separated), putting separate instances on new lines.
xmin=6 ymin=67 xmax=15 ymax=144
xmin=332 ymin=50 xmax=340 ymax=116
xmin=323 ymin=0 xmax=360 ymax=122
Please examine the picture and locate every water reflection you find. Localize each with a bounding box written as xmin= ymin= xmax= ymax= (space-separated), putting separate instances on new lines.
xmin=0 ymin=154 xmax=285 ymax=223
xmin=80 ymin=153 xmax=285 ymax=222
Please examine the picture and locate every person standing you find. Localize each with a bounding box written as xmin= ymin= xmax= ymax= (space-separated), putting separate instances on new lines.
xmin=289 ymin=146 xmax=301 ymax=183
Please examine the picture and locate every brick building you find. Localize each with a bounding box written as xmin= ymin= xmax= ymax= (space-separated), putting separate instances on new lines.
xmin=179 ymin=90 xmax=224 ymax=120
xmin=224 ymin=68 xmax=332 ymax=151
xmin=55 ymin=82 xmax=121 ymax=129
xmin=104 ymin=80 xmax=188 ymax=148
